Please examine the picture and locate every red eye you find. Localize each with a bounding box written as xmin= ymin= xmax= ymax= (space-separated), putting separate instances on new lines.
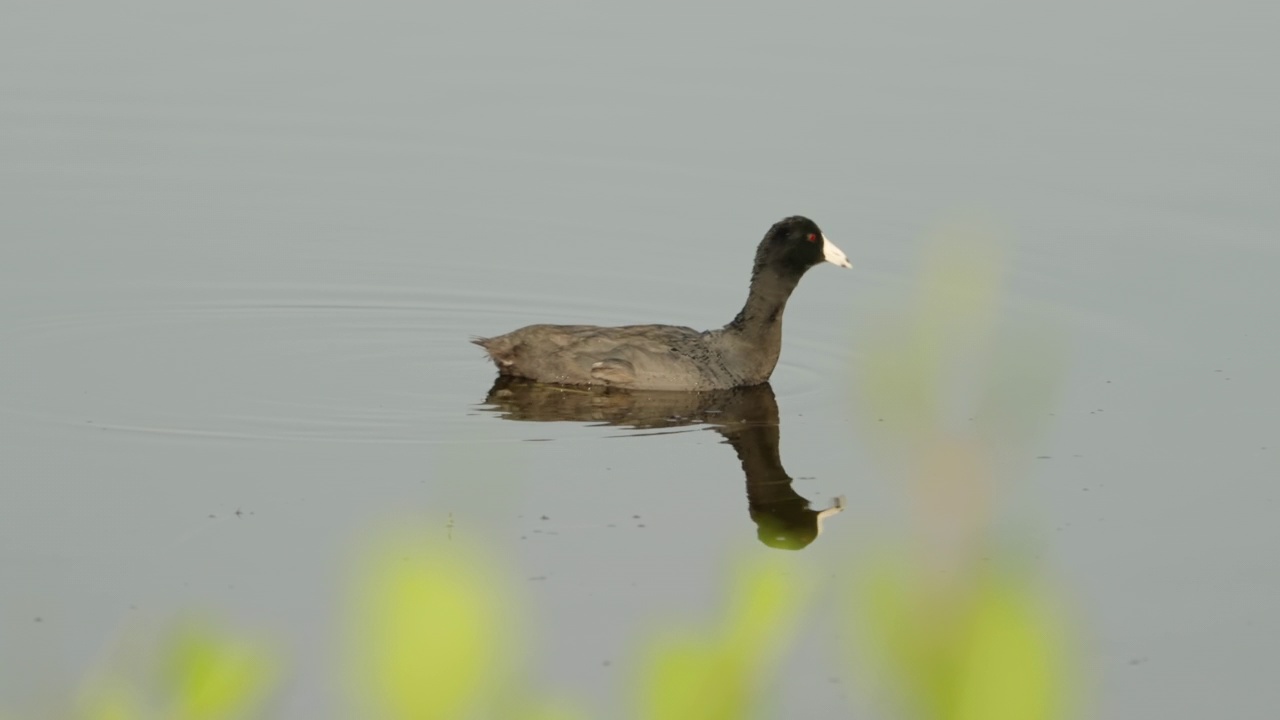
xmin=806 ymin=233 xmax=818 ymax=243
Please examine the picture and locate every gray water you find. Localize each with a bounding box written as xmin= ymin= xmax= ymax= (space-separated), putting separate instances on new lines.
xmin=3 ymin=2 xmax=1278 ymax=717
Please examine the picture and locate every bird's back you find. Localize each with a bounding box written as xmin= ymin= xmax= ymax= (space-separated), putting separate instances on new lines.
xmin=473 ymin=323 xmax=736 ymax=390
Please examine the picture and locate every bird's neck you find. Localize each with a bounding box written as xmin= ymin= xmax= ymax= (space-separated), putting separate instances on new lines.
xmin=715 ymin=268 xmax=802 ymax=385
xmin=726 ymin=267 xmax=800 ymax=340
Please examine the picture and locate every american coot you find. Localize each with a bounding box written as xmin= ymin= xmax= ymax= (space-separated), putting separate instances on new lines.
xmin=473 ymin=216 xmax=849 ymax=390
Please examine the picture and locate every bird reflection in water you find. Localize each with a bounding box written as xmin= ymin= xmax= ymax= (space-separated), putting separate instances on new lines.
xmin=480 ymin=377 xmax=845 ymax=550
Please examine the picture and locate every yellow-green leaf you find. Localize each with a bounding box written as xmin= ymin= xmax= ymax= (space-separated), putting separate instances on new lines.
xmin=164 ymin=622 xmax=277 ymax=720
xmin=953 ymin=578 xmax=1066 ymax=720
xmin=350 ymin=535 xmax=508 ymax=720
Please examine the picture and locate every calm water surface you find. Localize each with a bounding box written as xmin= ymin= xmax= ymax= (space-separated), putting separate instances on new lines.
xmin=2 ymin=2 xmax=1277 ymax=717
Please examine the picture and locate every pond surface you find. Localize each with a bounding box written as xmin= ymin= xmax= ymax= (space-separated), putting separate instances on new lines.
xmin=2 ymin=2 xmax=1278 ymax=717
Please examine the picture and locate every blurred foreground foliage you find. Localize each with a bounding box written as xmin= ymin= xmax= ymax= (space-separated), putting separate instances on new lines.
xmin=74 ymin=621 xmax=278 ymax=720
xmin=853 ymin=552 xmax=1069 ymax=720
xmin=48 ymin=543 xmax=805 ymax=720
xmin=12 ymin=221 xmax=1076 ymax=719
xmin=635 ymin=556 xmax=811 ymax=720
xmin=849 ymin=220 xmax=1073 ymax=720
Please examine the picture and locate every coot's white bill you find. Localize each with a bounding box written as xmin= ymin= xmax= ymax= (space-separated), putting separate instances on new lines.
xmin=822 ymin=235 xmax=851 ymax=268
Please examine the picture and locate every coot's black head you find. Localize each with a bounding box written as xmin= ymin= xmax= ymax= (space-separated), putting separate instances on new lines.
xmin=753 ymin=216 xmax=850 ymax=279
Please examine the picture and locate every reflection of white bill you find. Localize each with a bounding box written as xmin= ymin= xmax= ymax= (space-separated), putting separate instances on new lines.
xmin=816 ymin=495 xmax=847 ymax=535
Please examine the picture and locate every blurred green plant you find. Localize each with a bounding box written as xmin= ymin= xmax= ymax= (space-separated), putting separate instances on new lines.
xmin=348 ymin=531 xmax=508 ymax=719
xmin=848 ymin=219 xmax=1075 ymax=720
xmin=852 ymin=551 xmax=1070 ymax=720
xmin=344 ymin=527 xmax=584 ymax=720
xmin=635 ymin=556 xmax=811 ymax=720
xmin=74 ymin=620 xmax=278 ymax=720
xmin=344 ymin=534 xmax=813 ymax=720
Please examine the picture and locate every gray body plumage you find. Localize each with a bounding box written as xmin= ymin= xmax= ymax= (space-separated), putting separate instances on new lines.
xmin=472 ymin=319 xmax=782 ymax=391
